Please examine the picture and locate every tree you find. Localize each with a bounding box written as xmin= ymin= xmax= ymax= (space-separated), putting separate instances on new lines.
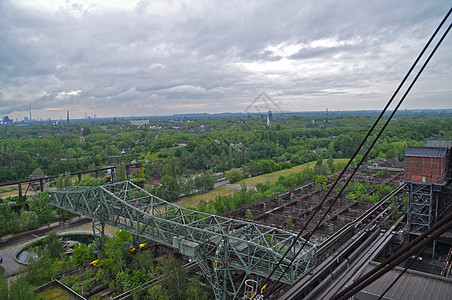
xmin=131 ymin=268 xmax=150 ymax=287
xmin=56 ymin=174 xmax=64 ymax=189
xmin=99 ymin=230 xmax=131 ymax=275
xmin=63 ymin=171 xmax=72 ymax=187
xmin=314 ymin=175 xmax=328 ymax=189
xmin=57 ymin=207 xmax=72 ymax=220
xmin=18 ymin=209 xmax=39 ymax=231
xmin=43 ymin=230 xmax=65 ymax=259
xmin=72 ymin=243 xmax=95 ymax=266
xmin=159 ymin=254 xmax=187 ymax=300
xmin=116 ymin=271 xmax=132 ymax=292
xmin=285 ymin=218 xmax=295 ymax=229
xmin=24 ymin=245 xmax=56 ymax=286
xmin=116 ymin=163 xmax=127 ymax=181
xmin=131 ymin=249 xmax=154 ymax=272
xmin=28 ymin=191 xmax=54 ymax=224
xmin=327 ymin=156 xmax=334 ymax=170
xmin=162 ymin=157 xmax=179 ymax=177
xmin=377 ymin=169 xmax=390 ymax=178
xmin=145 ymin=285 xmax=169 ymax=300
xmin=226 ymin=169 xmax=243 ymax=183
xmin=159 ymin=175 xmax=180 ymax=201
xmin=245 ymin=209 xmax=253 ymax=219
xmin=186 ymin=276 xmax=212 ymax=300
xmin=193 ymin=171 xmax=215 ymax=192
xmin=315 ymin=157 xmax=323 ymax=168
xmin=83 ymin=127 xmax=92 ymax=136
xmin=3 ymin=274 xmax=35 ymax=299
xmin=0 ymin=204 xmax=15 ymax=235
xmin=257 ymin=159 xmax=277 ymax=174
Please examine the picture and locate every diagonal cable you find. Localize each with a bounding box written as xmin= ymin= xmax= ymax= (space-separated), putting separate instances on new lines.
xmin=332 ymin=210 xmax=452 ymax=300
xmin=376 ymin=245 xmax=426 ymax=300
xmin=258 ymin=7 xmax=451 ymax=298
xmin=269 ymin=17 xmax=451 ymax=298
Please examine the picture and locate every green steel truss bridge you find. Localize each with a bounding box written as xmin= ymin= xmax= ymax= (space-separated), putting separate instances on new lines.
xmin=48 ymin=181 xmax=316 ymax=299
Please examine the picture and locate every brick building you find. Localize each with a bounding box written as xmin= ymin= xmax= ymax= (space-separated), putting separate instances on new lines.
xmin=404 ymin=147 xmax=449 ymax=185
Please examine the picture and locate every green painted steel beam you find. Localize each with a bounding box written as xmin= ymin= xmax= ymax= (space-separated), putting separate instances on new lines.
xmin=48 ymin=181 xmax=316 ymax=299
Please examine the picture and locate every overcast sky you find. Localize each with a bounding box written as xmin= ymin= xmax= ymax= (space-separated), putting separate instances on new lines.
xmin=1 ymin=1 xmax=451 ymax=120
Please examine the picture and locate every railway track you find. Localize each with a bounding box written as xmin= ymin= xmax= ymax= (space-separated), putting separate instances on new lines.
xmin=279 ymin=183 xmax=407 ymax=300
xmin=317 ymin=183 xmax=406 ymax=258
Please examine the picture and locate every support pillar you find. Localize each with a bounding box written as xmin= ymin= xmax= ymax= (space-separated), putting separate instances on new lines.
xmin=133 ymin=234 xmax=140 ymax=249
xmin=92 ymin=221 xmax=105 ymax=252
xmin=407 ymin=182 xmax=441 ymax=260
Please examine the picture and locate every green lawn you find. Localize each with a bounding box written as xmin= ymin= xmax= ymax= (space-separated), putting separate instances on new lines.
xmin=175 ymin=184 xmax=240 ymax=207
xmin=37 ymin=287 xmax=72 ymax=300
xmin=176 ymin=159 xmax=349 ymax=208
xmin=239 ymin=159 xmax=349 ymax=186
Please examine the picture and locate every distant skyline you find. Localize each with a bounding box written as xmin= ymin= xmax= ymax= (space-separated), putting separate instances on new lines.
xmin=1 ymin=1 xmax=451 ymax=120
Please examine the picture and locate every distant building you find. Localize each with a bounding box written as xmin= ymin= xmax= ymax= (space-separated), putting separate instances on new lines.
xmin=130 ymin=120 xmax=150 ymax=126
xmin=426 ymin=140 xmax=452 ymax=148
xmin=2 ymin=116 xmax=12 ymax=124
xmin=267 ymin=110 xmax=273 ymax=125
xmin=199 ymin=124 xmax=211 ymax=131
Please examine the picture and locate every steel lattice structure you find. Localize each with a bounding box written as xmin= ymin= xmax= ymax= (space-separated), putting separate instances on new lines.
xmin=407 ymin=183 xmax=439 ymax=235
xmin=48 ymin=181 xmax=316 ymax=300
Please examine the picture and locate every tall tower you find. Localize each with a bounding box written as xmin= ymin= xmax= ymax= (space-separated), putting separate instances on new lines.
xmin=67 ymin=110 xmax=70 ymax=123
xmin=29 ymin=105 xmax=32 ymax=121
xmin=267 ymin=110 xmax=273 ymax=125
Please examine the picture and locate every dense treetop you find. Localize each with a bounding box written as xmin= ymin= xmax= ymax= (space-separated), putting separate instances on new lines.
xmin=0 ymin=111 xmax=450 ymax=183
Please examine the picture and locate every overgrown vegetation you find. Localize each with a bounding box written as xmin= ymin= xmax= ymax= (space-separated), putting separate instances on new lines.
xmin=188 ymin=160 xmax=340 ymax=215
xmin=0 ymin=230 xmax=213 ymax=299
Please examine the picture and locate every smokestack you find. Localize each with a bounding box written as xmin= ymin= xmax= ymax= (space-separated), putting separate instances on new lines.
xmin=67 ymin=110 xmax=70 ymax=123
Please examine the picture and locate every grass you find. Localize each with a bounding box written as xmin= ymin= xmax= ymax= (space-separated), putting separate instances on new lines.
xmin=175 ymin=184 xmax=239 ymax=207
xmin=36 ymin=287 xmax=72 ymax=300
xmin=176 ymin=159 xmax=349 ymax=208
xmin=239 ymin=159 xmax=349 ymax=186
xmin=0 ymin=187 xmax=19 ymax=197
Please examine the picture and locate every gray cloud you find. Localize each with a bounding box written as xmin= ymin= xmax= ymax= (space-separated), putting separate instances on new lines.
xmin=0 ymin=0 xmax=451 ymax=120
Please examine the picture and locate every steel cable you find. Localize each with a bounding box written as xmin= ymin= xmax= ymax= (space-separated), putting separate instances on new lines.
xmin=259 ymin=7 xmax=452 ymax=299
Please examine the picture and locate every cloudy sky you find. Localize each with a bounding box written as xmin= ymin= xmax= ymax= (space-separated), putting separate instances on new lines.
xmin=1 ymin=1 xmax=451 ymax=120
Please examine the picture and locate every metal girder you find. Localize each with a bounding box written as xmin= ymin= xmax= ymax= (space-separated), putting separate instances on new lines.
xmin=407 ymin=183 xmax=438 ymax=235
xmin=48 ymin=181 xmax=316 ymax=299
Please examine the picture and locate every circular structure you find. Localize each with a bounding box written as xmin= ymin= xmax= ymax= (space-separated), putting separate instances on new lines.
xmin=15 ymin=233 xmax=95 ymax=265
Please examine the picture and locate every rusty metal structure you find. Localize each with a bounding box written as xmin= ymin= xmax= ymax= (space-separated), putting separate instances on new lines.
xmin=405 ymin=141 xmax=452 ymax=258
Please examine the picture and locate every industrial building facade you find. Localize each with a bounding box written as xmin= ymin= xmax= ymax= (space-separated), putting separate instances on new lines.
xmin=404 ymin=147 xmax=449 ymax=185
xmin=405 ymin=141 xmax=452 ymax=259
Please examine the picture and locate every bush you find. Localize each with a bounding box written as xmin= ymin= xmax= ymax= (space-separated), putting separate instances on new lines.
xmin=377 ymin=169 xmax=390 ymax=178
xmin=226 ymin=169 xmax=244 ymax=183
xmin=72 ymin=243 xmax=95 ymax=266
